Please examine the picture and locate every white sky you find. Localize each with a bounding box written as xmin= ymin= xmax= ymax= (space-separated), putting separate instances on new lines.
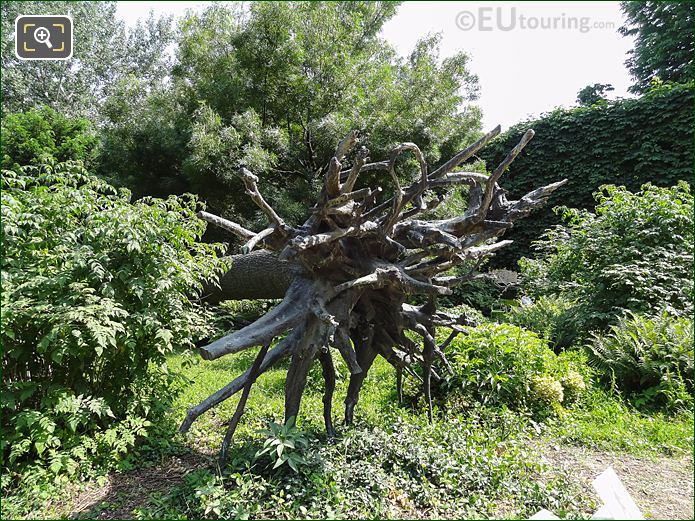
xmin=115 ymin=1 xmax=635 ymax=131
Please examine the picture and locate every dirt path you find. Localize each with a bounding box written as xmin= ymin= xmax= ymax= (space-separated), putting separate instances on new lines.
xmin=538 ymin=443 xmax=694 ymax=520
xmin=66 ymin=452 xmax=212 ymax=519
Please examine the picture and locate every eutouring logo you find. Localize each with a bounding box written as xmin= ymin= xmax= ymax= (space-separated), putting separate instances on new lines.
xmin=15 ymin=15 xmax=73 ymax=60
xmin=455 ymin=8 xmax=616 ymax=34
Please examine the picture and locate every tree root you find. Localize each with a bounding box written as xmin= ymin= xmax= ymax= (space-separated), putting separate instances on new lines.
xmin=181 ymin=126 xmax=567 ymax=465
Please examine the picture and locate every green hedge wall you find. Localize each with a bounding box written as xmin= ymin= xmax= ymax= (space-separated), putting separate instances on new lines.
xmin=478 ymin=83 xmax=694 ymax=268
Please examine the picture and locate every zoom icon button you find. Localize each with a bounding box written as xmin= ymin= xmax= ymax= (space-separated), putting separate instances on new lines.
xmin=15 ymin=15 xmax=73 ymax=60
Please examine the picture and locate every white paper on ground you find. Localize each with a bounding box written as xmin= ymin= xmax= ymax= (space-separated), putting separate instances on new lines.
xmin=591 ymin=466 xmax=644 ymax=520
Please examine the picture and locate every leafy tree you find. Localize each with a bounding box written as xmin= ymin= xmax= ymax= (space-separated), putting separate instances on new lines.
xmin=1 ymin=161 xmax=227 ymax=477
xmin=1 ymin=1 xmax=173 ymax=119
xmin=619 ymin=1 xmax=695 ymax=93
xmin=98 ymin=78 xmax=193 ymax=199
xmin=576 ymin=83 xmax=614 ymax=106
xmin=1 ymin=106 xmax=99 ymax=169
xmin=100 ymin=2 xmax=481 ymax=228
xmin=520 ymin=182 xmax=694 ymax=334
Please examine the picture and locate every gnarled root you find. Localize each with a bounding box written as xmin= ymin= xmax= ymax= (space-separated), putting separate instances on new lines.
xmin=182 ymin=127 xmax=567 ymax=465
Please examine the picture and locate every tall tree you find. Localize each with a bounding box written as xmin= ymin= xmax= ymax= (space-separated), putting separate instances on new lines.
xmin=619 ymin=1 xmax=695 ymax=93
xmin=100 ymin=2 xmax=482 ymax=231
xmin=1 ymin=1 xmax=173 ymax=119
xmin=576 ymin=83 xmax=614 ymax=106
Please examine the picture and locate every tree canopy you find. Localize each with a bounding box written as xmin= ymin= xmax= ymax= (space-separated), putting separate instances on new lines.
xmin=98 ymin=2 xmax=482 ymax=230
xmin=619 ymin=1 xmax=695 ymax=93
xmin=1 ymin=1 xmax=173 ymax=119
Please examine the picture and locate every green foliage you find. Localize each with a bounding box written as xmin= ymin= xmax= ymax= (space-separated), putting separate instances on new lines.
xmin=1 ymin=1 xmax=173 ymax=119
xmin=479 ymin=83 xmax=694 ymax=268
xmin=561 ymin=371 xmax=587 ymax=404
xmin=520 ymin=183 xmax=693 ymax=334
xmin=547 ymin=385 xmax=694 ymax=456
xmin=136 ymin=412 xmax=591 ymax=520
xmin=587 ymin=311 xmax=693 ymax=411
xmin=254 ymin=417 xmax=310 ymax=473
xmin=530 ymin=375 xmax=564 ymax=405
xmin=504 ymin=295 xmax=580 ymax=350
xmin=448 ymin=274 xmax=508 ymax=316
xmin=97 ymin=79 xmax=192 ymax=199
xmin=1 ymin=162 xmax=227 ymax=481
xmin=1 ymin=107 xmax=99 ymax=170
xmin=209 ymin=299 xmax=278 ymax=336
xmin=619 ymin=1 xmax=695 ymax=93
xmin=439 ymin=324 xmax=587 ymax=414
xmin=100 ymin=2 xmax=481 ymax=228
xmin=576 ymin=83 xmax=614 ymax=106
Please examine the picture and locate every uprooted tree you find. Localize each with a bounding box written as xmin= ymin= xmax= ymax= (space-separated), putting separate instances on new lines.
xmin=179 ymin=125 xmax=567 ymax=465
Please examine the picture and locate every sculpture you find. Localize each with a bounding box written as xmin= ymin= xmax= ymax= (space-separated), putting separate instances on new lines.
xmin=179 ymin=126 xmax=567 ymax=464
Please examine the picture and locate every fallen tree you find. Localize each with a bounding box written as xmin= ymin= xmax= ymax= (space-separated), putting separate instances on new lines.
xmin=181 ymin=126 xmax=567 ymax=465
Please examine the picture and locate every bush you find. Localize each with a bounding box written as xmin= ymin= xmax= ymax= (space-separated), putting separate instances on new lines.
xmin=587 ymin=311 xmax=694 ymax=411
xmin=504 ymin=295 xmax=580 ymax=350
xmin=519 ymin=182 xmax=693 ymax=334
xmin=437 ymin=303 xmax=487 ymax=325
xmin=209 ymin=299 xmax=278 ymax=336
xmin=1 ymin=162 xmax=227 ymax=482
xmin=478 ymin=83 xmax=694 ymax=267
xmin=438 ymin=324 xmax=587 ymax=414
xmin=1 ymin=107 xmax=99 ymax=170
xmin=448 ymin=275 xmax=508 ymax=316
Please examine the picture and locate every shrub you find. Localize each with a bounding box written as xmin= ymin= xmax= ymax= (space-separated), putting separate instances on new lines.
xmin=449 ymin=275 xmax=508 ymax=316
xmin=503 ymin=295 xmax=579 ymax=350
xmin=530 ymin=375 xmax=564 ymax=405
xmin=1 ymin=162 xmax=227 ymax=481
xmin=587 ymin=311 xmax=694 ymax=411
xmin=519 ymin=182 xmax=693 ymax=333
xmin=439 ymin=324 xmax=586 ymax=413
xmin=561 ymin=371 xmax=587 ymax=404
xmin=478 ymin=82 xmax=694 ymax=267
xmin=438 ymin=303 xmax=486 ymax=325
xmin=209 ymin=299 xmax=278 ymax=335
xmin=439 ymin=262 xmax=516 ymax=315
xmin=1 ymin=107 xmax=99 ymax=170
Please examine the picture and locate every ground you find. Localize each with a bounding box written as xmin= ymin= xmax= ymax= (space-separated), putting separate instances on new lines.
xmin=6 ymin=346 xmax=693 ymax=520
xmin=33 ymin=348 xmax=694 ymax=520
xmin=58 ymin=443 xmax=693 ymax=520
xmin=538 ymin=443 xmax=694 ymax=520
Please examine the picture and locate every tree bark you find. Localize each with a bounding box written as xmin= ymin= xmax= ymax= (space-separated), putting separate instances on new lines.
xmin=203 ymin=249 xmax=295 ymax=303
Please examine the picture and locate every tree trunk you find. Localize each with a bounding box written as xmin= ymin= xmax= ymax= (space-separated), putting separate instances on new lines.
xmin=203 ymin=249 xmax=295 ymax=303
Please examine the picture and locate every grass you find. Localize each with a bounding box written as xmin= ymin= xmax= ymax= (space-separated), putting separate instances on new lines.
xmin=150 ymin=351 xmax=596 ymax=520
xmin=168 ymin=346 xmax=400 ymax=446
xmin=545 ymin=387 xmax=694 ymax=457
xmin=144 ymin=343 xmax=691 ymax=520
xmin=3 ymin=325 xmax=693 ymax=520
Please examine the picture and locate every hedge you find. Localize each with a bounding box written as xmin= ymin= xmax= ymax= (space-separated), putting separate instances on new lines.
xmin=478 ymin=82 xmax=694 ymax=268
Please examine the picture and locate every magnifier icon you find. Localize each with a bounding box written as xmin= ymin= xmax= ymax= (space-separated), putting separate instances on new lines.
xmin=33 ymin=26 xmax=53 ymax=49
